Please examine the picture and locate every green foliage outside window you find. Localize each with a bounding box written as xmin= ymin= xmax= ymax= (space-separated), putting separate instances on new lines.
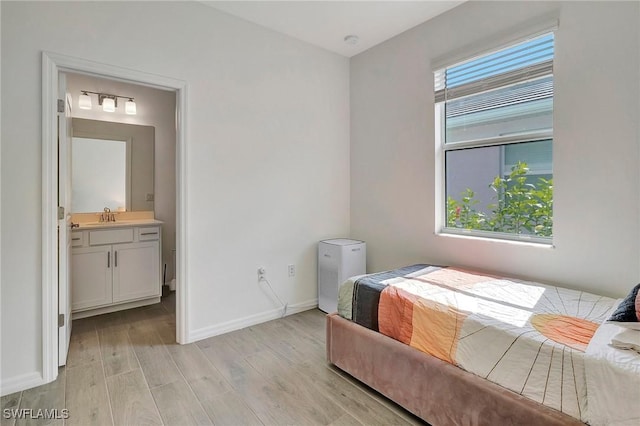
xmin=447 ymin=162 xmax=553 ymax=237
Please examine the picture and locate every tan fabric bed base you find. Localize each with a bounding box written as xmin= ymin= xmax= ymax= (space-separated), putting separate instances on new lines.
xmin=326 ymin=313 xmax=584 ymax=426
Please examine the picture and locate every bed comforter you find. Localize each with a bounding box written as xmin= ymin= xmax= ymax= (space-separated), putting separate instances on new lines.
xmin=338 ymin=265 xmax=618 ymax=422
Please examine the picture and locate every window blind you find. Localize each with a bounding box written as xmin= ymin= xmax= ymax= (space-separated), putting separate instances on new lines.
xmin=446 ymin=77 xmax=553 ymax=118
xmin=435 ymin=33 xmax=554 ymax=104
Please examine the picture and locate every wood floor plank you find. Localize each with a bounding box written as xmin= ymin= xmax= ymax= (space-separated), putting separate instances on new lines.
xmin=148 ymin=314 xmax=176 ymax=345
xmin=70 ymin=317 xmax=96 ymax=334
xmin=260 ymin=321 xmax=326 ymax=365
xmin=92 ymin=310 xmax=128 ymax=331
xmin=196 ymin=334 xmax=251 ymax=383
xmin=326 ymin=365 xmax=425 ymax=424
xmin=66 ymin=327 xmax=100 ymax=369
xmin=1 ymin=391 xmax=22 ymax=426
xmin=95 ymin=305 xmax=170 ymax=334
xmin=221 ymin=327 xmax=268 ymax=357
xmin=221 ymin=359 xmax=303 ymax=426
xmin=300 ymin=361 xmax=419 ymax=426
xmin=197 ymin=391 xmax=263 ymax=426
xmin=283 ymin=309 xmax=326 ymax=342
xmin=238 ymin=320 xmax=325 ymax=362
xmin=298 ymin=308 xmax=328 ymax=328
xmin=65 ymin=361 xmax=113 ymax=426
xmin=99 ymin=328 xmax=139 ymax=377
xmin=1 ymin=392 xmax=22 ymax=410
xmin=151 ymin=380 xmax=212 ymax=426
xmin=15 ymin=368 xmax=66 ymax=426
xmin=121 ymin=304 xmax=170 ymax=325
xmin=106 ymin=369 xmax=162 ymax=426
xmin=127 ymin=322 xmax=182 ymax=389
xmin=244 ymin=349 xmax=344 ymax=425
xmin=157 ymin=313 xmax=230 ymax=399
xmin=166 ymin=343 xmax=232 ymax=399
xmin=328 ymin=412 xmax=365 ymax=426
xmin=272 ymin=322 xmax=327 ymax=361
xmin=245 ymin=317 xmax=287 ymax=341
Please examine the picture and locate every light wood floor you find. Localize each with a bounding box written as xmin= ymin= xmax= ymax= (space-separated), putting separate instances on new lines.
xmin=1 ymin=294 xmax=425 ymax=426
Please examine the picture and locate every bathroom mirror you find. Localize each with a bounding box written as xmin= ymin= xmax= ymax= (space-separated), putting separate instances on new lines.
xmin=72 ymin=137 xmax=129 ymax=212
xmin=71 ymin=118 xmax=155 ymax=213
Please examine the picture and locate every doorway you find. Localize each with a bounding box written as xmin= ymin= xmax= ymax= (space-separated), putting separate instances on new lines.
xmin=42 ymin=52 xmax=188 ymax=383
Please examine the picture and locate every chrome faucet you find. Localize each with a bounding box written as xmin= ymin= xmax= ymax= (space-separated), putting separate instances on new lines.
xmin=100 ymin=207 xmax=109 ymax=222
xmin=100 ymin=207 xmax=116 ymax=223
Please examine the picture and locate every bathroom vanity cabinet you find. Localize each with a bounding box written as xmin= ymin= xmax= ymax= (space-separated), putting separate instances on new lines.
xmin=71 ymin=223 xmax=162 ymax=318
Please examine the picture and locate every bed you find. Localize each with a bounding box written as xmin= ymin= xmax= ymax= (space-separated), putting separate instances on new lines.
xmin=325 ymin=264 xmax=640 ymax=426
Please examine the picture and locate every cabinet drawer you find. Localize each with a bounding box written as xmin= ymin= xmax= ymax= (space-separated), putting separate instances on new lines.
xmin=71 ymin=232 xmax=84 ymax=247
xmin=138 ymin=227 xmax=160 ymax=241
xmin=89 ymin=228 xmax=134 ymax=245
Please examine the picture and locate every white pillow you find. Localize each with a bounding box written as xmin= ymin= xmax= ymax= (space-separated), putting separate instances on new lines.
xmin=610 ymin=329 xmax=640 ymax=353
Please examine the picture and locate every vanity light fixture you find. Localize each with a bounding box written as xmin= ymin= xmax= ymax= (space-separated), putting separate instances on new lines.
xmin=78 ymin=90 xmax=137 ymax=115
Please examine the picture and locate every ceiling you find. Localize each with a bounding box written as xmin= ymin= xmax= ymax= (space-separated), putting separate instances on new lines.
xmin=202 ymin=1 xmax=466 ymax=57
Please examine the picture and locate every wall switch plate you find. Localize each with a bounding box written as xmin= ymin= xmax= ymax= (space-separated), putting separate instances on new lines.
xmin=146 ymin=193 xmax=155 ymax=201
xmin=288 ymin=264 xmax=295 ymax=277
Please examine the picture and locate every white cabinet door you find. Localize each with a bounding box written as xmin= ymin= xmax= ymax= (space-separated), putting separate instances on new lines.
xmin=72 ymin=246 xmax=112 ymax=311
xmin=112 ymin=242 xmax=160 ymax=303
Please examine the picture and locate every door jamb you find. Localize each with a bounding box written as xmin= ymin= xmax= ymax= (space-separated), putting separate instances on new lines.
xmin=41 ymin=51 xmax=189 ymax=383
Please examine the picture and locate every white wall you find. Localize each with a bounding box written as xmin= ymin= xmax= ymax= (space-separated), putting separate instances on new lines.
xmin=0 ymin=1 xmax=349 ymax=393
xmin=66 ymin=74 xmax=177 ymax=282
xmin=351 ymin=1 xmax=639 ymax=298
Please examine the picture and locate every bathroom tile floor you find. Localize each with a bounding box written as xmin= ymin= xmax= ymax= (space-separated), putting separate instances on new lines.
xmin=2 ymin=293 xmax=424 ymax=425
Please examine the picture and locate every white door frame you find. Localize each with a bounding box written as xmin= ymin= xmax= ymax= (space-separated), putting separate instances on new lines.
xmin=41 ymin=51 xmax=189 ymax=383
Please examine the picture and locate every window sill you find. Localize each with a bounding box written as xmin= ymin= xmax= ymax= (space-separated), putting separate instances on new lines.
xmin=437 ymin=228 xmax=555 ymax=248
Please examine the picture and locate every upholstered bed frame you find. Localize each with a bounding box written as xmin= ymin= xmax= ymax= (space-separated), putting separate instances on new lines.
xmin=326 ymin=312 xmax=585 ymax=426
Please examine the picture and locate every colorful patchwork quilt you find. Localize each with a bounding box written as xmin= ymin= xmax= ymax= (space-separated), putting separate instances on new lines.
xmin=337 ymin=265 xmax=617 ymax=421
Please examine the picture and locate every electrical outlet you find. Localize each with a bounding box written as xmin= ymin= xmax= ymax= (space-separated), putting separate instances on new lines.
xmin=288 ymin=264 xmax=295 ymax=277
xmin=258 ymin=267 xmax=266 ymax=280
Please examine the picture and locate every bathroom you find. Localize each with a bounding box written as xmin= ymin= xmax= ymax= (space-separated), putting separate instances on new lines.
xmin=64 ymin=72 xmax=177 ymax=327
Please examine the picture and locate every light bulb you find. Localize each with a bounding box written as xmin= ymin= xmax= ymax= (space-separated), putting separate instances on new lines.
xmin=125 ymin=99 xmax=136 ymax=115
xmin=102 ymin=97 xmax=116 ymax=112
xmin=78 ymin=93 xmax=92 ymax=110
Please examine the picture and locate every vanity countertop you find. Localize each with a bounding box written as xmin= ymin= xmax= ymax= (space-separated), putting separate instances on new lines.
xmin=75 ymin=219 xmax=163 ymax=230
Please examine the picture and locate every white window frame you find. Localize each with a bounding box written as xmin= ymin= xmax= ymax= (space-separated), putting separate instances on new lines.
xmin=434 ymin=30 xmax=556 ymax=245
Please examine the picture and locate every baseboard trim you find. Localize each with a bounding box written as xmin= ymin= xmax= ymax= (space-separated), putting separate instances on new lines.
xmin=187 ymin=298 xmax=318 ymax=343
xmin=1 ymin=372 xmax=45 ymax=396
xmin=72 ymin=297 xmax=160 ymax=320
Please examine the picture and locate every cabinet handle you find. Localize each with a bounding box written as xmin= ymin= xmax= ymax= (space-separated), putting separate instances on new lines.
xmin=107 ymin=251 xmax=110 ymax=268
xmin=115 ymin=251 xmax=118 ymax=267
xmin=141 ymin=232 xmax=158 ymax=236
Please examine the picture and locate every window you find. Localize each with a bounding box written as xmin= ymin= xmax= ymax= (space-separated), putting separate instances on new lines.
xmin=435 ymin=32 xmax=555 ymax=242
